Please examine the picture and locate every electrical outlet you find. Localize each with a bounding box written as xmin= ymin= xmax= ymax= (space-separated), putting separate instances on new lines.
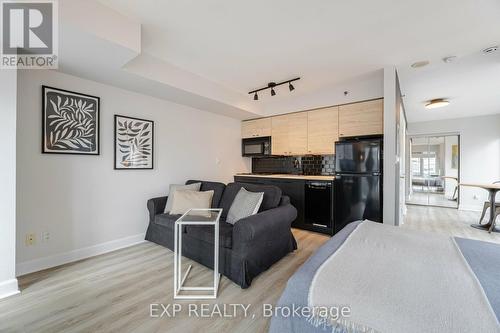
xmin=41 ymin=231 xmax=50 ymax=243
xmin=25 ymin=233 xmax=36 ymax=246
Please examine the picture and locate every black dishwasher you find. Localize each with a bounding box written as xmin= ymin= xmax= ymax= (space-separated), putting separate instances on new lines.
xmin=304 ymin=181 xmax=334 ymax=234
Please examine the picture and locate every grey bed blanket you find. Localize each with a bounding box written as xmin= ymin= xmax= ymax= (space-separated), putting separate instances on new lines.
xmin=269 ymin=222 xmax=500 ymax=333
xmin=269 ymin=222 xmax=362 ymax=333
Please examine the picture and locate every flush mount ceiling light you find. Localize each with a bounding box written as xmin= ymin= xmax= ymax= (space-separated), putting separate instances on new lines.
xmin=425 ymin=98 xmax=450 ymax=109
xmin=411 ymin=60 xmax=429 ymax=68
xmin=249 ymin=77 xmax=300 ymax=100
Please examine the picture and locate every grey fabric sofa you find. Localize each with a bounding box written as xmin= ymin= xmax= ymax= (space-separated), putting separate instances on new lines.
xmin=145 ymin=180 xmax=298 ymax=288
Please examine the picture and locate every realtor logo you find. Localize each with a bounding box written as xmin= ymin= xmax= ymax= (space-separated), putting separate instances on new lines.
xmin=1 ymin=0 xmax=58 ymax=69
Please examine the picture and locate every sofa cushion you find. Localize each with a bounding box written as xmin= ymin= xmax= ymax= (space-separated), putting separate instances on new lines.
xmin=185 ymin=222 xmax=234 ymax=249
xmin=154 ymin=213 xmax=182 ymax=231
xmin=219 ymin=182 xmax=282 ymax=219
xmin=186 ymin=180 xmax=225 ymax=208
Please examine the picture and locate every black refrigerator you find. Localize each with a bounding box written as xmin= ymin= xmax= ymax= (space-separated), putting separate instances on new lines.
xmin=334 ymin=138 xmax=383 ymax=234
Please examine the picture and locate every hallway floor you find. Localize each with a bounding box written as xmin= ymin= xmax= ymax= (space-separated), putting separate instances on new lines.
xmin=403 ymin=205 xmax=500 ymax=244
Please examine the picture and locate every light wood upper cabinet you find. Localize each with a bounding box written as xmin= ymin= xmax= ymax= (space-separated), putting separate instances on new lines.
xmin=287 ymin=112 xmax=308 ymax=155
xmin=338 ymin=99 xmax=383 ymax=137
xmin=244 ymin=99 xmax=383 ymax=156
xmin=241 ymin=118 xmax=272 ymax=138
xmin=271 ymin=113 xmax=308 ymax=156
xmin=307 ymin=107 xmax=339 ymax=155
xmin=271 ymin=115 xmax=290 ymax=155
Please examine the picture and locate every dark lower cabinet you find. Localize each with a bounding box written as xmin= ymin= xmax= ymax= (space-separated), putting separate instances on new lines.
xmin=234 ymin=176 xmax=333 ymax=235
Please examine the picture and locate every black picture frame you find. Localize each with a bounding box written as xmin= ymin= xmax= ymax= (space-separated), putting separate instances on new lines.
xmin=114 ymin=115 xmax=154 ymax=170
xmin=42 ymin=85 xmax=100 ymax=155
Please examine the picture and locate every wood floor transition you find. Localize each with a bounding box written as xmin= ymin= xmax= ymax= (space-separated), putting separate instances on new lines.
xmin=1 ymin=206 xmax=499 ymax=333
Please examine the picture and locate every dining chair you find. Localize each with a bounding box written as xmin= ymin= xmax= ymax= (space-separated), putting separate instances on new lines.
xmin=478 ymin=181 xmax=500 ymax=224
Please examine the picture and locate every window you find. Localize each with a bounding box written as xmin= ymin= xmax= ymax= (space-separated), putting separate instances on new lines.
xmin=427 ymin=156 xmax=437 ymax=175
xmin=422 ymin=153 xmax=437 ymax=175
xmin=411 ymin=158 xmax=421 ymax=176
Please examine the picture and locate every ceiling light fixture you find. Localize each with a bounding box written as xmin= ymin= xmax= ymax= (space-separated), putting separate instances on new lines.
xmin=411 ymin=60 xmax=429 ymax=68
xmin=425 ymin=98 xmax=450 ymax=109
xmin=248 ymin=77 xmax=300 ymax=100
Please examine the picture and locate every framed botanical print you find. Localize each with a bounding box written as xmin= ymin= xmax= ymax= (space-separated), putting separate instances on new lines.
xmin=114 ymin=115 xmax=154 ymax=170
xmin=42 ymin=86 xmax=100 ymax=155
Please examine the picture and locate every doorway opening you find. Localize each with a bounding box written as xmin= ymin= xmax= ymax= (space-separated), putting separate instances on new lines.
xmin=407 ymin=134 xmax=460 ymax=208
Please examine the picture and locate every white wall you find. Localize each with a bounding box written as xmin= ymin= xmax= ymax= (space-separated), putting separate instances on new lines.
xmin=16 ymin=70 xmax=250 ymax=274
xmin=383 ymin=67 xmax=402 ymax=226
xmin=0 ymin=70 xmax=19 ymax=299
xmin=408 ymin=114 xmax=500 ymax=211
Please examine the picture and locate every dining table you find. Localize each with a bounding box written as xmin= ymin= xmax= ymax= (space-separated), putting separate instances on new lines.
xmin=459 ymin=183 xmax=500 ymax=233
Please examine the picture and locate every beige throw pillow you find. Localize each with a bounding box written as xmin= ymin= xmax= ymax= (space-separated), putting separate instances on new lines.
xmin=164 ymin=182 xmax=201 ymax=213
xmin=170 ymin=190 xmax=214 ymax=216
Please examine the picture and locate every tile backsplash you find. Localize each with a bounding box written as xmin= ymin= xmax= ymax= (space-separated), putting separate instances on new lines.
xmin=252 ymin=155 xmax=335 ymax=175
xmin=251 ymin=156 xmax=300 ymax=174
xmin=321 ymin=155 xmax=335 ymax=175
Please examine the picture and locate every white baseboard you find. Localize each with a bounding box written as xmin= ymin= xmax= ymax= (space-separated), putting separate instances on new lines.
xmin=16 ymin=233 xmax=146 ymax=276
xmin=0 ymin=278 xmax=19 ymax=300
xmin=459 ymin=204 xmax=482 ymax=212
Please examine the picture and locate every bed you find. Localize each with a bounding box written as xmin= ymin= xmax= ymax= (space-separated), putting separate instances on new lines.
xmin=269 ymin=221 xmax=500 ymax=333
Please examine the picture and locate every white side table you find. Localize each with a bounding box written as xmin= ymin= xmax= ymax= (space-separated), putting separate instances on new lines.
xmin=173 ymin=208 xmax=222 ymax=299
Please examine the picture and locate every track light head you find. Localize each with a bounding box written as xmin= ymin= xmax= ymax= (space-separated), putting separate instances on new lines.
xmin=270 ymin=88 xmax=276 ymax=96
xmin=289 ymin=82 xmax=295 ymax=91
xmin=253 ymin=92 xmax=258 ymax=100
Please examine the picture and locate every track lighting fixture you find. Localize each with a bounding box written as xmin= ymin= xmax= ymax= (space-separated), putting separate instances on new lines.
xmin=248 ymin=77 xmax=300 ymax=100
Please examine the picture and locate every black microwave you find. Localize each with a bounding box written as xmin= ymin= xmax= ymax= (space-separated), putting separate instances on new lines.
xmin=242 ymin=136 xmax=271 ymax=157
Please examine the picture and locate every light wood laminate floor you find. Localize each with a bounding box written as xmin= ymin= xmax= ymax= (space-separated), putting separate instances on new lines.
xmin=403 ymin=205 xmax=500 ymax=244
xmin=0 ymin=229 xmax=329 ymax=333
xmin=2 ymin=206 xmax=499 ymax=333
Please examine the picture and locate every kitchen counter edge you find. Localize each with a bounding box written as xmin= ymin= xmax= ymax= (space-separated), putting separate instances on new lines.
xmin=234 ymin=174 xmax=335 ymax=181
